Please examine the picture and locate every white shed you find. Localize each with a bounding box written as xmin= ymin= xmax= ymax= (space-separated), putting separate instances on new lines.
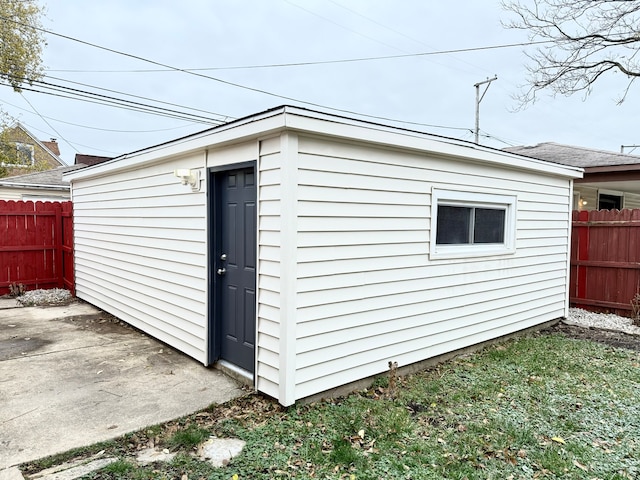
xmin=65 ymin=106 xmax=582 ymax=406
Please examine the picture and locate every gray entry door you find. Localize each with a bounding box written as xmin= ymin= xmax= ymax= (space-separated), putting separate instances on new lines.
xmin=211 ymin=165 xmax=256 ymax=373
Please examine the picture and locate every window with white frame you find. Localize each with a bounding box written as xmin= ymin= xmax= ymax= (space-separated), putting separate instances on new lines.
xmin=430 ymin=189 xmax=517 ymax=259
xmin=597 ymin=189 xmax=623 ymax=210
xmin=15 ymin=142 xmax=35 ymax=166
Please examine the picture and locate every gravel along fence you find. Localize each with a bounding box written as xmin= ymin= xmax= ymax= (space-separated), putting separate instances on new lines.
xmin=567 ymin=307 xmax=640 ymax=336
xmin=16 ymin=288 xmax=73 ymax=306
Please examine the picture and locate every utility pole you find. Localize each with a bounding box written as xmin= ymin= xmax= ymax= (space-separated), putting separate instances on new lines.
xmin=621 ymin=145 xmax=640 ymax=154
xmin=474 ymin=75 xmax=498 ymax=144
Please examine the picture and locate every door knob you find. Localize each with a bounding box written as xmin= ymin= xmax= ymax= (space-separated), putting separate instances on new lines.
xmin=220 ymin=253 xmax=227 ymax=261
xmin=217 ymin=268 xmax=226 ymax=275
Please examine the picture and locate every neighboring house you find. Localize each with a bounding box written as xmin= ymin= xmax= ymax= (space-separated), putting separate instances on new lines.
xmin=0 ymin=164 xmax=86 ymax=201
xmin=65 ymin=106 xmax=582 ymax=406
xmin=504 ymin=142 xmax=640 ymax=211
xmin=1 ymin=123 xmax=66 ymax=176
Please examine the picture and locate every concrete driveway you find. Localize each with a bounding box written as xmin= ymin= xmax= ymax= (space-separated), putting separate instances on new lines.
xmin=0 ymin=299 xmax=245 ymax=469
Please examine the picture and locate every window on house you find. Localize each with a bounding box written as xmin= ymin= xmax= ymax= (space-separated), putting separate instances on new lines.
xmin=598 ymin=191 xmax=623 ymax=210
xmin=15 ymin=142 xmax=35 ymax=166
xmin=431 ymin=189 xmax=516 ymax=259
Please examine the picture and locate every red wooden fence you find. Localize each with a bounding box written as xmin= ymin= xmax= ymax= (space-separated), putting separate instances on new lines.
xmin=570 ymin=209 xmax=640 ymax=316
xmin=0 ymin=200 xmax=74 ymax=295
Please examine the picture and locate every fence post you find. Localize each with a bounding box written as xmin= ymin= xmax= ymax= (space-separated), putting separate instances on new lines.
xmin=54 ymin=203 xmax=64 ymax=289
xmin=61 ymin=201 xmax=75 ymax=295
xmin=576 ymin=210 xmax=589 ymax=302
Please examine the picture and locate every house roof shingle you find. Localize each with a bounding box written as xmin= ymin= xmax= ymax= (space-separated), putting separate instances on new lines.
xmin=504 ymin=142 xmax=640 ymax=168
xmin=0 ymin=164 xmax=86 ymax=187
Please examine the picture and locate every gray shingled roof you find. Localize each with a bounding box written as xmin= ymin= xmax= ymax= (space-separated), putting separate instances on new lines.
xmin=504 ymin=142 xmax=640 ymax=168
xmin=0 ymin=164 xmax=86 ymax=187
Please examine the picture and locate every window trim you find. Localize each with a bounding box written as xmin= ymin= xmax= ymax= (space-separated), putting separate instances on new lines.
xmin=597 ymin=189 xmax=624 ymax=210
xmin=15 ymin=142 xmax=35 ymax=166
xmin=430 ymin=189 xmax=517 ymax=259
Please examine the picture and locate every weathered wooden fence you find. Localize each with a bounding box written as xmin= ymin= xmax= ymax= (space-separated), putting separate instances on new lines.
xmin=570 ymin=209 xmax=640 ymax=316
xmin=0 ymin=200 xmax=74 ymax=295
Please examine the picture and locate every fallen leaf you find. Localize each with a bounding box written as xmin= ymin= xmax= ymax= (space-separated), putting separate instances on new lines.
xmin=573 ymin=460 xmax=588 ymax=471
xmin=551 ymin=437 xmax=565 ymax=444
xmin=358 ymin=429 xmax=365 ymax=438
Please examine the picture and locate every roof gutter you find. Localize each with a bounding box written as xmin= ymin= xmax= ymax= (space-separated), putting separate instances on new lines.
xmin=584 ymin=164 xmax=640 ymax=173
xmin=0 ymin=182 xmax=69 ymax=190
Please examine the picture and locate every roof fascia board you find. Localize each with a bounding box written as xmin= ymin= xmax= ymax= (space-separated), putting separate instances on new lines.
xmin=282 ymin=108 xmax=583 ymax=179
xmin=64 ymin=108 xmax=288 ymax=182
xmin=585 ymin=164 xmax=640 ymax=174
xmin=65 ymin=105 xmax=582 ymax=182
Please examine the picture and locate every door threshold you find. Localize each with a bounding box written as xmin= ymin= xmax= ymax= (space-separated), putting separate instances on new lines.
xmin=215 ymin=360 xmax=254 ymax=386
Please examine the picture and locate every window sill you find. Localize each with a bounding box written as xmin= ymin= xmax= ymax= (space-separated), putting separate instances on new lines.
xmin=430 ymin=244 xmax=516 ymax=260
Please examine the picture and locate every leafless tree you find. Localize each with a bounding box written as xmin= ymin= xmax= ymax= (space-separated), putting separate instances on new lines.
xmin=503 ymin=0 xmax=640 ymax=105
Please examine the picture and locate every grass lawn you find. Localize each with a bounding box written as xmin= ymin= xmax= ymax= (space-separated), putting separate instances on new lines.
xmin=23 ymin=330 xmax=640 ymax=479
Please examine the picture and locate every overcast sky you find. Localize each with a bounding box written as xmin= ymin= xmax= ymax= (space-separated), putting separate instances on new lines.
xmin=1 ymin=0 xmax=638 ymax=164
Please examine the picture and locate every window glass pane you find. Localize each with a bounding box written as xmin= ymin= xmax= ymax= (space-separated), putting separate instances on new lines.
xmin=15 ymin=143 xmax=34 ymax=165
xmin=598 ymin=193 xmax=622 ymax=210
xmin=436 ymin=205 xmax=471 ymax=244
xmin=473 ymin=208 xmax=505 ymax=243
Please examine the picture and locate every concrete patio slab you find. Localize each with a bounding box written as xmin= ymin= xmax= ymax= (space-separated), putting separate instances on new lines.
xmin=0 ymin=298 xmax=20 ymax=310
xmin=0 ymin=301 xmax=245 ymax=469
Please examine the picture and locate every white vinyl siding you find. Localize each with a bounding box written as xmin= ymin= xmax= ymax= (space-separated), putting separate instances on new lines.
xmin=0 ymin=186 xmax=69 ymax=201
xmin=72 ymin=154 xmax=208 ymax=362
xmin=256 ymin=136 xmax=283 ymax=398
xmin=67 ymin=107 xmax=579 ymax=407
xmin=625 ymin=193 xmax=640 ymax=209
xmin=291 ymin=136 xmax=571 ymax=401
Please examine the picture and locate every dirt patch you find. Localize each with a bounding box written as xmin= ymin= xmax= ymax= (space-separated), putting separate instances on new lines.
xmin=546 ymin=321 xmax=640 ymax=352
xmin=0 ymin=336 xmax=53 ymax=360
xmin=56 ymin=313 xmax=134 ymax=335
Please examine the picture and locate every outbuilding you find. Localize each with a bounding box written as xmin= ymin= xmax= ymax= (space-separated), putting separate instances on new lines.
xmin=65 ymin=106 xmax=582 ymax=406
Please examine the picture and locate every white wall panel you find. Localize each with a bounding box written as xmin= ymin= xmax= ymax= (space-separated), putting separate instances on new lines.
xmin=289 ymin=135 xmax=573 ymax=403
xmin=73 ymin=153 xmax=209 ymax=363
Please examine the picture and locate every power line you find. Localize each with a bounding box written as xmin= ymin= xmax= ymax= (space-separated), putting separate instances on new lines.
xmin=0 ymin=95 xmax=198 ymax=133
xmin=327 ymin=0 xmax=427 ymax=49
xmin=3 ymin=81 xmax=228 ymax=133
xmin=2 ymin=99 xmax=198 ymax=133
xmin=45 ymin=74 xmax=233 ymax=122
xmin=0 ymin=15 xmax=538 ymax=132
xmin=44 ymin=40 xmax=553 ymax=73
xmin=5 ymin=73 xmax=226 ymax=125
xmin=19 ymin=92 xmax=78 ymax=156
xmin=0 ymin=80 xmax=222 ymax=125
xmin=31 ymin=78 xmax=223 ymax=123
xmin=282 ymin=0 xmax=406 ymax=53
xmin=20 ymin=120 xmax=121 ymax=155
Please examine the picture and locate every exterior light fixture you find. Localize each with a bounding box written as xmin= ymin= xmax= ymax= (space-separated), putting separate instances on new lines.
xmin=174 ymin=169 xmax=200 ymax=192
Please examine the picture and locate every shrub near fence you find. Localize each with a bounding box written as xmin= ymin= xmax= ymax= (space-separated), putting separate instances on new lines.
xmin=0 ymin=200 xmax=74 ymax=295
xmin=570 ymin=208 xmax=640 ymax=317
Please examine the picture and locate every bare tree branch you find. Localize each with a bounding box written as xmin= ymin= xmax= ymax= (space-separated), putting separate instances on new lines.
xmin=503 ymin=0 xmax=640 ymax=105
